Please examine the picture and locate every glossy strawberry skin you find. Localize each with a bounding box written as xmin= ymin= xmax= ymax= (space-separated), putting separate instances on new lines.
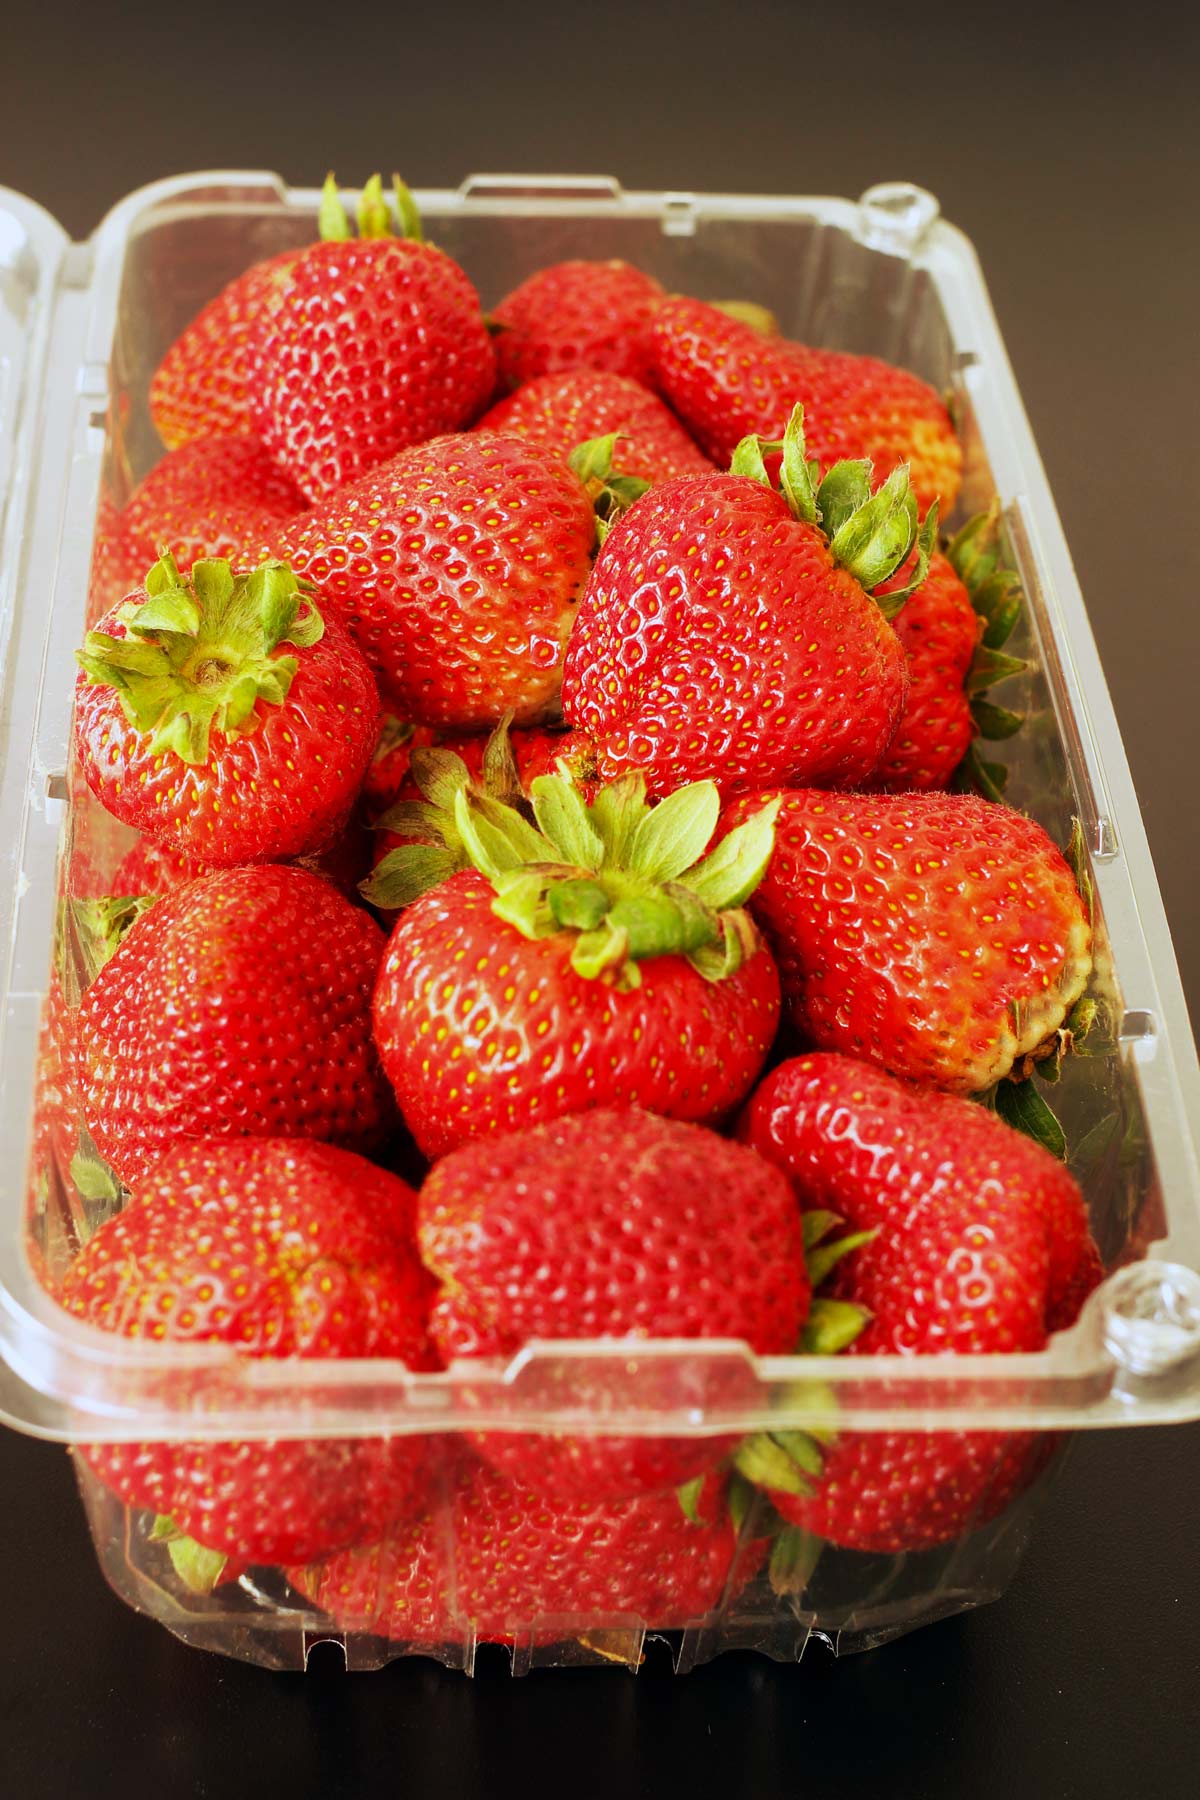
xmin=561 ymin=472 xmax=909 ymax=799
xmin=722 ymin=788 xmax=1092 ymax=1094
xmin=373 ymin=869 xmax=781 ymax=1160
xmin=119 ymin=434 xmax=306 ymax=576
xmin=865 ymin=552 xmax=980 ymax=791
xmin=268 ymin=432 xmax=596 ymax=730
xmin=74 ymin=590 xmax=379 ymax=868
xmin=418 ymin=1110 xmax=807 ymax=1501
xmin=59 ymin=1138 xmax=439 ymax=1566
xmin=475 ymin=369 xmax=712 ymax=484
xmin=490 ymin=260 xmax=665 ymax=391
xmin=289 ymin=1459 xmax=751 ymax=1643
xmin=77 ymin=865 xmax=395 ymax=1186
xmin=742 ymin=1053 xmax=1101 ymax=1551
xmin=150 ymin=250 xmax=300 ymax=450
xmin=648 ymin=297 xmax=962 ymax=514
xmin=250 ymin=238 xmax=496 ymax=501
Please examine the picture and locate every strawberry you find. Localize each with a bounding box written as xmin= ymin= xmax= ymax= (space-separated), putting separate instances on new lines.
xmin=267 ymin=431 xmax=596 ymax=730
xmin=77 ymin=864 xmax=395 ymax=1186
xmin=290 ymin=1459 xmax=754 ymax=1645
xmin=418 ymin=1109 xmax=807 ymax=1502
xmin=118 ymin=434 xmax=306 ymax=575
xmin=720 ymin=787 xmax=1093 ymax=1095
xmin=149 ymin=249 xmax=299 ymax=451
xmin=59 ymin=1138 xmax=439 ymax=1576
xmin=74 ymin=552 xmax=379 ymax=866
xmin=249 ymin=176 xmax=495 ymax=501
xmin=561 ymin=404 xmax=929 ymax=799
xmin=372 ymin=769 xmax=782 ymax=1157
xmin=648 ymin=296 xmax=961 ymax=514
xmin=362 ymin=720 xmax=593 ymax=917
xmin=490 ymin=259 xmax=665 ymax=391
xmin=474 ymin=369 xmax=713 ymax=484
xmin=361 ymin=717 xmax=436 ymax=820
xmin=87 ymin=489 xmax=140 ymax=624
xmin=737 ymin=1053 xmax=1101 ymax=1551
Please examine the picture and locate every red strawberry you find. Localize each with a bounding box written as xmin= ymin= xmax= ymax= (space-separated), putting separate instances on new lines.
xmin=561 ymin=405 xmax=926 ymax=799
xmin=648 ymin=296 xmax=962 ymax=513
xmin=149 ymin=249 xmax=299 ymax=450
xmin=738 ymin=1053 xmax=1101 ymax=1551
xmin=75 ymin=553 xmax=379 ymax=866
xmin=119 ymin=434 xmax=306 ymax=575
xmin=475 ymin=369 xmax=712 ymax=484
xmin=87 ymin=490 xmax=140 ymax=624
xmin=59 ymin=1138 xmax=439 ymax=1574
xmin=864 ymin=551 xmax=980 ymax=791
xmin=77 ymin=864 xmax=395 ymax=1186
xmin=268 ymin=431 xmax=596 ymax=730
xmin=721 ymin=787 xmax=1092 ymax=1096
xmin=490 ymin=259 xmax=665 ymax=391
xmin=372 ymin=769 xmax=782 ymax=1157
xmin=250 ymin=176 xmax=495 ymax=501
xmin=289 ymin=1459 xmax=754 ymax=1645
xmin=418 ymin=1109 xmax=807 ymax=1502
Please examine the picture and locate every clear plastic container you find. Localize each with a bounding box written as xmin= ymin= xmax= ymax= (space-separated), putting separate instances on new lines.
xmin=2 ymin=173 xmax=1199 ymax=1674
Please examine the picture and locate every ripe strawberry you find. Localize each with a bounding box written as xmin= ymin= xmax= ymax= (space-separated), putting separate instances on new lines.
xmin=562 ymin=405 xmax=928 ymax=799
xmin=77 ymin=864 xmax=395 ymax=1185
xmin=738 ymin=1053 xmax=1101 ymax=1551
xmin=289 ymin=1459 xmax=754 ymax=1644
xmin=475 ymin=369 xmax=713 ymax=484
xmin=87 ymin=490 xmax=140 ymax=624
xmin=119 ymin=434 xmax=306 ymax=575
xmin=59 ymin=1138 xmax=439 ymax=1575
xmin=372 ymin=769 xmax=782 ymax=1157
xmin=74 ymin=552 xmax=379 ymax=866
xmin=490 ymin=259 xmax=665 ymax=391
xmin=720 ymin=788 xmax=1092 ymax=1095
xmin=648 ymin=296 xmax=961 ymax=513
xmin=267 ymin=431 xmax=596 ymax=730
xmin=250 ymin=176 xmax=495 ymax=501
xmin=419 ymin=1109 xmax=807 ymax=1502
xmin=149 ymin=249 xmax=299 ymax=450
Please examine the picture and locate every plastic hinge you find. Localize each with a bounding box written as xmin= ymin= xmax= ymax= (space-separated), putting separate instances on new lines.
xmin=856 ymin=183 xmax=941 ymax=255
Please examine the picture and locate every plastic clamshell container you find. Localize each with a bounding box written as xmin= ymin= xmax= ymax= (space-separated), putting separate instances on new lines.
xmin=2 ymin=173 xmax=1200 ymax=1673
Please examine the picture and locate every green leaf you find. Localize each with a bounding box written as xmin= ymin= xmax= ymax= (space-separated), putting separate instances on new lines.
xmin=318 ymin=171 xmax=352 ymax=240
xmin=370 ymin=799 xmax=450 ymax=843
xmin=357 ymin=172 xmax=392 ymax=238
xmin=971 ymin=698 xmax=1023 ymax=740
xmin=801 ymin=1210 xmax=843 ymax=1252
xmin=568 ymin=433 xmax=620 ymax=485
xmin=728 ymin=1472 xmax=757 ymax=1536
xmin=995 ymin=1078 xmax=1067 ymax=1160
xmin=945 ymin=505 xmax=1001 ymax=590
xmin=769 ymin=1527 xmax=824 ymax=1598
xmin=778 ymin=404 xmax=818 ymax=525
xmin=733 ymin=1433 xmax=815 ymax=1498
xmin=392 ymin=173 xmax=424 ymax=242
xmin=966 ymin=645 xmax=1027 ymax=695
xmin=814 ymin=458 xmax=872 ymax=538
xmin=571 ymin=917 xmax=634 ymax=984
xmin=125 ymin=587 xmax=201 ymax=637
xmin=677 ymin=1475 xmax=706 ymax=1525
xmin=628 ymin=781 xmax=720 ymax=881
xmin=359 ymin=844 xmax=459 ymax=909
xmin=799 ymin=1298 xmax=871 ymax=1354
xmin=150 ymin=1514 xmax=180 ymax=1542
xmin=770 ymin=1430 xmax=824 ymax=1476
xmin=166 ymin=1534 xmax=229 ymax=1595
xmin=728 ymin=433 xmax=778 ymax=487
xmin=590 ymin=772 xmax=650 ymax=868
xmin=829 ymin=462 xmax=919 ymax=593
xmin=410 ymin=746 xmax=474 ymax=811
xmin=69 ymin=1149 xmax=122 ymax=1203
xmin=143 ymin=550 xmax=183 ymax=597
xmin=489 ymin=868 xmax=560 ymax=941
xmin=685 ymin=909 xmax=757 ymax=982
xmin=806 ymin=1227 xmax=877 ymax=1289
xmin=679 ymin=797 xmax=779 ymax=909
xmin=530 ymin=774 xmax=605 ymax=871
xmin=548 ymin=878 xmax=611 ymax=931
xmin=1065 ymin=817 xmax=1095 ymax=929
xmin=480 ymin=714 xmax=523 ymax=806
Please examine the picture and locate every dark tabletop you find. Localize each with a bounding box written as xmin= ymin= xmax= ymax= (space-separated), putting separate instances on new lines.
xmin=2 ymin=3 xmax=1199 ymax=1796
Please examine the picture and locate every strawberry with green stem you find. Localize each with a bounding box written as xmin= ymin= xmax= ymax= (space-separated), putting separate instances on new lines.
xmin=372 ymin=769 xmax=782 ymax=1157
xmin=561 ymin=404 xmax=934 ymax=800
xmin=475 ymin=368 xmax=713 ymax=485
xmin=75 ymin=551 xmax=378 ymax=866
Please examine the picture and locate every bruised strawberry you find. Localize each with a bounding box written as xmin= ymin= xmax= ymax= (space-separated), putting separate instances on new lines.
xmin=562 ymin=405 xmax=927 ymax=799
xmin=648 ymin=296 xmax=961 ymax=513
xmin=738 ymin=1053 xmax=1101 ymax=1551
xmin=77 ymin=864 xmax=394 ymax=1186
xmin=74 ymin=553 xmax=378 ymax=867
xmin=118 ymin=434 xmax=306 ymax=575
xmin=419 ymin=1109 xmax=807 ymax=1502
xmin=250 ymin=176 xmax=495 ymax=501
xmin=372 ymin=771 xmax=781 ymax=1157
xmin=490 ymin=259 xmax=665 ymax=391
xmin=60 ymin=1138 xmax=439 ymax=1574
xmin=475 ymin=369 xmax=712 ymax=484
xmin=721 ymin=787 xmax=1092 ymax=1095
xmin=290 ymin=1459 xmax=753 ymax=1644
xmin=267 ymin=431 xmax=596 ymax=730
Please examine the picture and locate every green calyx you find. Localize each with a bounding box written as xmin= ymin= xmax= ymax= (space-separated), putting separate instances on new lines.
xmin=947 ymin=502 xmax=1030 ymax=801
xmin=319 ymin=171 xmax=424 ymax=243
xmin=76 ymin=551 xmax=324 ymax=767
xmin=729 ymin=402 xmax=936 ymax=610
xmin=150 ymin=1516 xmax=229 ymax=1594
xmin=568 ymin=434 xmax=652 ymax=545
xmin=711 ymin=298 xmax=779 ymax=336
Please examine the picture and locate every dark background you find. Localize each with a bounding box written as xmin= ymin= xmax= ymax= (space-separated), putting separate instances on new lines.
xmin=2 ymin=3 xmax=1199 ymax=1795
